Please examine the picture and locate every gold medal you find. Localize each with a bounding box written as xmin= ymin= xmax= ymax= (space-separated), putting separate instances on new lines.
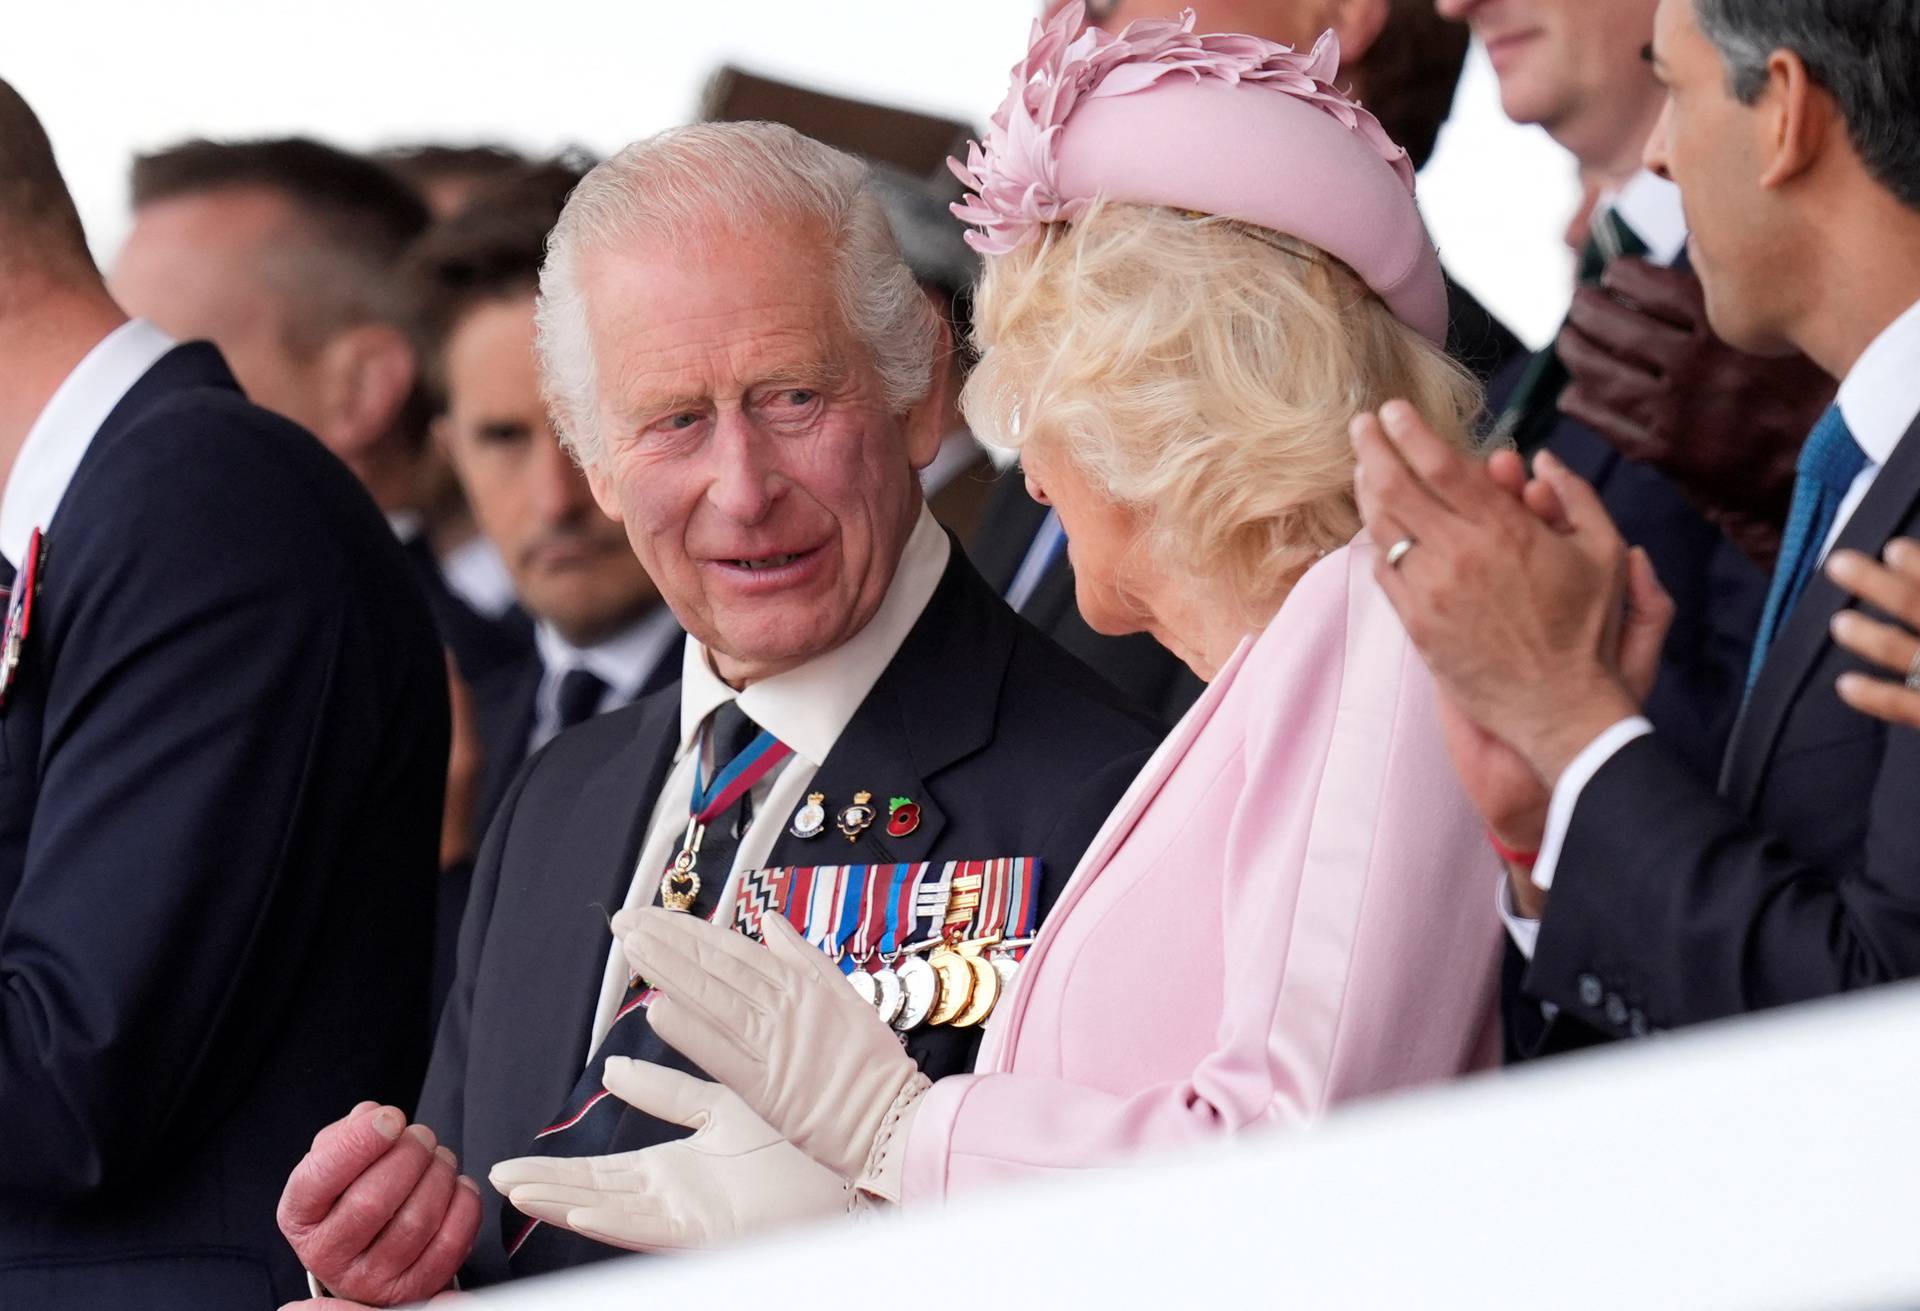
xmin=660 ymin=822 xmax=702 ymax=912
xmin=927 ymin=943 xmax=975 ymax=1026
xmin=953 ymin=953 xmax=1001 ymax=1027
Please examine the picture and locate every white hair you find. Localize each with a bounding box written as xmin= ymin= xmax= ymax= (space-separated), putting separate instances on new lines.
xmin=535 ymin=120 xmax=939 ymax=468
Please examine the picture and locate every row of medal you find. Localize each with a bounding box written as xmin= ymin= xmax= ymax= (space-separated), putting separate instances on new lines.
xmin=735 ymin=856 xmax=1041 ymax=1032
xmin=847 ymin=934 xmax=1032 ymax=1032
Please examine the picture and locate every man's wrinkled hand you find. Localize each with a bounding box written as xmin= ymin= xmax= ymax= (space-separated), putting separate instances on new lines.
xmin=1352 ymin=400 xmax=1643 ymax=784
xmin=276 ymin=1103 xmax=481 ymax=1307
xmin=1557 ymin=257 xmax=1833 ymax=566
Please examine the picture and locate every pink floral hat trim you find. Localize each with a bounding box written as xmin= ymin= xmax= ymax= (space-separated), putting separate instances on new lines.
xmin=951 ymin=4 xmax=1414 ymax=257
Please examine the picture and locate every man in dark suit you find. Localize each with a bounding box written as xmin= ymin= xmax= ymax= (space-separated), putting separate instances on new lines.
xmin=1353 ymin=0 xmax=1920 ymax=1054
xmin=275 ymin=121 xmax=1159 ymax=1304
xmin=0 ymin=82 xmax=445 ymax=1308
xmin=108 ymin=135 xmax=533 ymax=687
xmin=405 ymin=163 xmax=683 ymax=1010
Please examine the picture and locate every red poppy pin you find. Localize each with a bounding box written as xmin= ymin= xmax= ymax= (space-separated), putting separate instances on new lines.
xmin=886 ymin=796 xmax=921 ymax=838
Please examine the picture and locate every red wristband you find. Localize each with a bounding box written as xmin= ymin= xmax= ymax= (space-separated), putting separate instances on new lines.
xmin=1486 ymin=829 xmax=1539 ymax=870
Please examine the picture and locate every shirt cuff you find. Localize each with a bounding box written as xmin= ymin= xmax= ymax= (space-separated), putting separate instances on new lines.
xmin=1533 ymin=716 xmax=1653 ymax=892
xmin=1497 ymin=875 xmax=1542 ymax=960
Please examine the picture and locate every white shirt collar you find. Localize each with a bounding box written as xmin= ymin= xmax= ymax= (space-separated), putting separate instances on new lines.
xmin=677 ymin=503 xmax=951 ymax=765
xmin=535 ymin=604 xmax=682 ymax=704
xmin=1606 ymin=170 xmax=1689 ymax=267
xmin=1 ymin=318 xmax=175 ymax=566
xmin=1836 ymin=296 xmax=1920 ymax=470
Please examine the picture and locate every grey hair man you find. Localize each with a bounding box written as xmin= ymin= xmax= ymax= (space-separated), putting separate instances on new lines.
xmin=272 ymin=121 xmax=1158 ymax=1302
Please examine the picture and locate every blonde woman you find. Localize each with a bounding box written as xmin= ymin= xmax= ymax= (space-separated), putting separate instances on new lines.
xmin=492 ymin=5 xmax=1504 ymax=1242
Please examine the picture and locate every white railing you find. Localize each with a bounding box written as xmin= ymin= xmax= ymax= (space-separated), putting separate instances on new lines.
xmin=475 ymin=981 xmax=1920 ymax=1309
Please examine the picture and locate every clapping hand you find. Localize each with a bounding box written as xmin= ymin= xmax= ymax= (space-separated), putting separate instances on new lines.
xmin=1827 ymin=540 xmax=1920 ymax=729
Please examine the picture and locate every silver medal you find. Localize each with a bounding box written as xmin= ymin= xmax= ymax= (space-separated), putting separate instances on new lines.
xmin=847 ymin=967 xmax=879 ymax=1008
xmin=875 ymin=967 xmax=902 ymax=1028
xmin=991 ymin=951 xmax=1021 ymax=997
xmin=893 ymin=956 xmax=937 ymax=1031
xmin=874 ymin=968 xmax=906 ymax=1027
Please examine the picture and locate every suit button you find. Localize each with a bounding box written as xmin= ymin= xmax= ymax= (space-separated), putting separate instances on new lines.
xmin=1604 ymin=993 xmax=1629 ymax=1027
xmin=1629 ymin=1009 xmax=1650 ymax=1037
xmin=1578 ymin=974 xmax=1603 ymax=1007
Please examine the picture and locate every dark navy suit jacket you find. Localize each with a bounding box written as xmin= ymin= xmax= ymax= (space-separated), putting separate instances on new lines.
xmin=0 ymin=345 xmax=446 ymax=1308
xmin=1511 ymin=413 xmax=1920 ymax=1053
xmin=417 ymin=544 xmax=1159 ymax=1287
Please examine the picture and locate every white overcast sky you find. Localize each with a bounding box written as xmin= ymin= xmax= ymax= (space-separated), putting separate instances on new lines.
xmin=9 ymin=0 xmax=1578 ymax=346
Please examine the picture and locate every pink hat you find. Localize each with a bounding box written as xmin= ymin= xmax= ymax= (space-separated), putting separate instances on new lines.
xmin=950 ymin=4 xmax=1448 ymax=345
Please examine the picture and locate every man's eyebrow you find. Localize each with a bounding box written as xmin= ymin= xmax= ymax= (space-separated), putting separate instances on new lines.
xmin=753 ymin=358 xmax=850 ymax=390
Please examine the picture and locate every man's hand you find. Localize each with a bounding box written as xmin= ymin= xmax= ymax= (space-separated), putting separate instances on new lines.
xmin=1557 ymin=257 xmax=1834 ymax=567
xmin=276 ymin=1103 xmax=481 ymax=1307
xmin=1829 ymin=540 xmax=1920 ymax=729
xmin=1352 ymin=401 xmax=1644 ymax=785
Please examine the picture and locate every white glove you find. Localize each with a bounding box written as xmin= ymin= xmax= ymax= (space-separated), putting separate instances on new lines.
xmin=618 ymin=908 xmax=929 ymax=1184
xmin=487 ymin=1056 xmax=850 ymax=1253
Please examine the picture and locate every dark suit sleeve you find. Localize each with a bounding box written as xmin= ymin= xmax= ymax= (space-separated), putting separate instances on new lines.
xmin=0 ymin=426 xmax=415 ymax=1200
xmin=1526 ymin=732 xmax=1920 ymax=1034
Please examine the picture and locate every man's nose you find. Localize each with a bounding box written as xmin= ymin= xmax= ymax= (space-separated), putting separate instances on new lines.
xmin=530 ymin=431 xmax=596 ymax=522
xmin=702 ymin=412 xmax=780 ymax=526
xmin=1433 ymin=0 xmax=1479 ymax=23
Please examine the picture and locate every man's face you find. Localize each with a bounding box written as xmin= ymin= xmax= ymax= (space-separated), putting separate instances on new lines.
xmin=1436 ymin=0 xmax=1661 ymax=154
xmin=1643 ymin=0 xmax=1783 ymax=352
xmin=439 ymin=295 xmax=660 ymax=647
xmin=579 ymin=221 xmax=939 ymax=686
xmin=109 ymin=188 xmax=327 ymax=433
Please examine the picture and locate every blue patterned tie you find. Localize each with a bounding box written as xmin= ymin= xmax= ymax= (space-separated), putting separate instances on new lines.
xmin=1745 ymin=406 xmax=1869 ymax=695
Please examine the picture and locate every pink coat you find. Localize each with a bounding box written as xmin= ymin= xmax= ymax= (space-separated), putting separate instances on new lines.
xmin=903 ymin=539 xmax=1502 ymax=1201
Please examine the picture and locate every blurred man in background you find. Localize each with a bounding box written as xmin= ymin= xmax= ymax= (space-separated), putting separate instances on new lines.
xmin=405 ymin=162 xmax=683 ymax=1007
xmin=0 ymin=79 xmax=443 ymax=1310
xmin=108 ymin=137 xmax=532 ymax=685
xmin=378 ymin=141 xmax=532 ymax=219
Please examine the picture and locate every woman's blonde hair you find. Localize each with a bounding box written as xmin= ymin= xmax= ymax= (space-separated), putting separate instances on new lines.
xmin=963 ymin=200 xmax=1482 ymax=630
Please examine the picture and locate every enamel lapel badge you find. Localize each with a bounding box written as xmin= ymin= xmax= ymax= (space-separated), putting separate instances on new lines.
xmin=0 ymin=528 xmax=46 ymax=711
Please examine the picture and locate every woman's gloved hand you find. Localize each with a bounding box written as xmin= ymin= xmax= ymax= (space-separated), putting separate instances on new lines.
xmin=488 ymin=1056 xmax=850 ymax=1253
xmin=617 ymin=907 xmax=930 ymax=1185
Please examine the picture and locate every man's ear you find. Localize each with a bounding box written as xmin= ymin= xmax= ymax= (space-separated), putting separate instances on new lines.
xmin=314 ymin=322 xmax=417 ymax=458
xmin=1327 ymin=0 xmax=1389 ymax=65
xmin=902 ymin=299 xmax=955 ymax=473
xmin=1758 ymin=47 xmax=1835 ymax=192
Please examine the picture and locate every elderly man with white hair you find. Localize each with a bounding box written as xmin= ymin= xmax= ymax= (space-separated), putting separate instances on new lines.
xmin=272 ymin=120 xmax=1159 ymax=1303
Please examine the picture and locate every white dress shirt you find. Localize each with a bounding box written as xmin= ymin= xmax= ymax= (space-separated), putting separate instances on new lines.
xmin=441 ymin=535 xmax=520 ymax=619
xmin=1 ymin=319 xmax=176 ymax=568
xmin=586 ymin=505 xmax=951 ymax=1051
xmin=1607 ymin=169 xmax=1689 ymax=268
xmin=528 ymin=607 xmax=682 ymax=751
xmin=1503 ymin=294 xmax=1920 ymax=957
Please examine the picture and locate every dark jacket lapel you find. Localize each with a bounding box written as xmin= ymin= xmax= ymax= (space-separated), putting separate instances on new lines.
xmin=758 ymin=542 xmax=1012 ymax=872
xmin=1723 ymin=413 xmax=1920 ymax=806
xmin=504 ymin=694 xmax=680 ymax=1120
